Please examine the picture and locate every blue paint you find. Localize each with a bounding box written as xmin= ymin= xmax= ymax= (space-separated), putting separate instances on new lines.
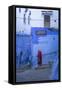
xmin=16 ymin=27 xmax=59 ymax=80
xmin=31 ymin=27 xmax=58 ymax=43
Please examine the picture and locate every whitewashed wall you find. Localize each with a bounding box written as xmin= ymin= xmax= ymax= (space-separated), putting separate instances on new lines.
xmin=16 ymin=8 xmax=59 ymax=34
xmin=50 ymin=10 xmax=59 ymax=29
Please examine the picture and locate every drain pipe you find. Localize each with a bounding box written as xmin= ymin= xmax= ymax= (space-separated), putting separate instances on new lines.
xmin=28 ymin=11 xmax=31 ymax=25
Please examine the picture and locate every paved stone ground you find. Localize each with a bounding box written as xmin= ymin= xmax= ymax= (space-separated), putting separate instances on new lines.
xmin=16 ymin=64 xmax=52 ymax=82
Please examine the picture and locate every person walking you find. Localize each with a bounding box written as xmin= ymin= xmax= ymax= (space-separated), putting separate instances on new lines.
xmin=37 ymin=50 xmax=42 ymax=66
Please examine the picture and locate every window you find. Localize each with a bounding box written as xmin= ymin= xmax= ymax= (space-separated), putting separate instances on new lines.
xmin=44 ymin=15 xmax=50 ymax=28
